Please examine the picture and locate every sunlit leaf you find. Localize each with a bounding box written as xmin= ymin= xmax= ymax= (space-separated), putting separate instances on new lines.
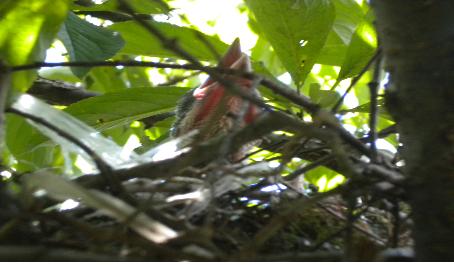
xmin=337 ymin=11 xmax=377 ymax=81
xmin=318 ymin=0 xmax=365 ymax=65
xmin=64 ymin=87 xmax=189 ymax=131
xmin=246 ymin=0 xmax=335 ymax=87
xmin=0 ymin=0 xmax=70 ymax=91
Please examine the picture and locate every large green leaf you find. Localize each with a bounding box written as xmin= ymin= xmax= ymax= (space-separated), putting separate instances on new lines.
xmin=85 ymin=67 xmax=127 ymax=93
xmin=64 ymin=87 xmax=190 ymax=131
xmin=8 ymin=94 xmax=139 ymax=171
xmin=58 ymin=12 xmax=125 ymax=78
xmin=246 ymin=0 xmax=335 ymax=87
xmin=0 ymin=0 xmax=70 ymax=91
xmin=317 ymin=0 xmax=365 ymax=66
xmin=337 ymin=11 xmax=377 ymax=81
xmin=109 ymin=21 xmax=229 ymax=61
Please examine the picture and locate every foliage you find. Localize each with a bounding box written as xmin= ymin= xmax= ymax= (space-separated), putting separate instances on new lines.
xmin=0 ymin=0 xmax=411 ymax=261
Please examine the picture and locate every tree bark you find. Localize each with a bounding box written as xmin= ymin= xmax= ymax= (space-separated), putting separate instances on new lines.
xmin=372 ymin=0 xmax=454 ymax=261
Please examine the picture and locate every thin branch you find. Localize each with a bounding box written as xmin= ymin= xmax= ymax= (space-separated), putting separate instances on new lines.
xmin=284 ymin=154 xmax=335 ymax=181
xmin=11 ymin=60 xmax=200 ymax=72
xmin=73 ymin=10 xmax=152 ymax=22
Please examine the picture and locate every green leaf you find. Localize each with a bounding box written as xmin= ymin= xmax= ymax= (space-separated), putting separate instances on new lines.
xmin=64 ymin=87 xmax=190 ymax=131
xmin=9 ymin=94 xmax=135 ymax=169
xmin=305 ymin=166 xmax=345 ymax=192
xmin=58 ymin=12 xmax=125 ymax=78
xmin=0 ymin=0 xmax=70 ymax=91
xmin=85 ymin=67 xmax=127 ymax=93
xmin=337 ymin=11 xmax=377 ymax=81
xmin=309 ymin=83 xmax=340 ymax=108
xmin=72 ymin=0 xmax=170 ymax=14
xmin=317 ymin=0 xmax=365 ymax=65
xmin=251 ymin=37 xmax=286 ymax=78
xmin=110 ymin=21 xmax=229 ymax=61
xmin=125 ymin=67 xmax=152 ymax=87
xmin=5 ymin=114 xmax=55 ymax=171
xmin=246 ymin=0 xmax=335 ymax=87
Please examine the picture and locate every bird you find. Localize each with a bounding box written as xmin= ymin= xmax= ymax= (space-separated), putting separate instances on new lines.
xmin=170 ymin=38 xmax=262 ymax=161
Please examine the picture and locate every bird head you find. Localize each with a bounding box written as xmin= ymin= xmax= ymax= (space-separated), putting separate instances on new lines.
xmin=172 ymin=38 xmax=262 ymax=141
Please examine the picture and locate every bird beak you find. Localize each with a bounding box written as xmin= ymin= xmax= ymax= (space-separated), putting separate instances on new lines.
xmin=193 ymin=38 xmax=251 ymax=99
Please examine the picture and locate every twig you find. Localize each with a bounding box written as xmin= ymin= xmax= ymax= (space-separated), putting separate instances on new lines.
xmin=284 ymin=154 xmax=335 ymax=181
xmin=11 ymin=60 xmax=200 ymax=72
xmin=73 ymin=10 xmax=152 ymax=22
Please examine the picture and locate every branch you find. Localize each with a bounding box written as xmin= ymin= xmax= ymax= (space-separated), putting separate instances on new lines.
xmin=27 ymin=78 xmax=99 ymax=105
